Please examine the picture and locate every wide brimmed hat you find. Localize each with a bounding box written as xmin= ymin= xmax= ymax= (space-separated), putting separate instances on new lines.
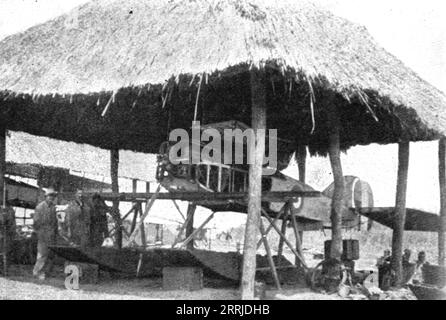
xmin=45 ymin=188 xmax=58 ymax=196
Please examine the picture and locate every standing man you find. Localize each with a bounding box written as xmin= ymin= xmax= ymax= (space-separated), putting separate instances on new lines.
xmin=65 ymin=190 xmax=91 ymax=249
xmin=90 ymin=193 xmax=110 ymax=247
xmin=0 ymin=196 xmax=16 ymax=271
xmin=410 ymin=251 xmax=430 ymax=284
xmin=32 ymin=188 xmax=58 ymax=280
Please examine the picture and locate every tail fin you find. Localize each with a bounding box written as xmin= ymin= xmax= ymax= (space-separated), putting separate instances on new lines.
xmin=323 ymin=176 xmax=374 ymax=229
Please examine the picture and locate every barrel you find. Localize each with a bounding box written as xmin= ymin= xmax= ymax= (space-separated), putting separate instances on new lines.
xmin=324 ymin=239 xmax=360 ymax=261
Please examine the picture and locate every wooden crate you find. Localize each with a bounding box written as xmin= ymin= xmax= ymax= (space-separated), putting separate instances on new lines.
xmin=162 ymin=267 xmax=203 ymax=291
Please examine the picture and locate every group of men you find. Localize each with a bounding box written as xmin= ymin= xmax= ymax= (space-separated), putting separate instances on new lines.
xmin=32 ymin=188 xmax=110 ymax=280
xmin=376 ymin=248 xmax=429 ymax=289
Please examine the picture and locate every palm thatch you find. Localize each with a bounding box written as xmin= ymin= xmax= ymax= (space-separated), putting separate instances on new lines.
xmin=0 ymin=0 xmax=445 ymax=156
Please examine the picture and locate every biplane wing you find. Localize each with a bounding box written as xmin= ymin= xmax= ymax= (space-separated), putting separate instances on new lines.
xmin=357 ymin=207 xmax=440 ymax=232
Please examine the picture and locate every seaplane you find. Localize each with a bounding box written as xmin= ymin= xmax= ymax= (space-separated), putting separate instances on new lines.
xmin=156 ymin=120 xmax=375 ymax=231
xmin=50 ymin=120 xmax=375 ymax=284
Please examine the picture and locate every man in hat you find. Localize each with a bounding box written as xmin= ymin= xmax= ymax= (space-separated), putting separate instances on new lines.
xmin=66 ymin=190 xmax=91 ymax=249
xmin=32 ymin=188 xmax=58 ymax=280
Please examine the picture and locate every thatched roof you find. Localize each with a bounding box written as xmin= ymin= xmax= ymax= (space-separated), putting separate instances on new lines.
xmin=0 ymin=0 xmax=445 ymax=156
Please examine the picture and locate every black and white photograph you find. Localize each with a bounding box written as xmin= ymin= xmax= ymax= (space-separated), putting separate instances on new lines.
xmin=0 ymin=0 xmax=445 ymax=303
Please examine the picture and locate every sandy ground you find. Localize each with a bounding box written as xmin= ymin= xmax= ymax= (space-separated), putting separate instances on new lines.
xmin=0 ymin=264 xmax=350 ymax=300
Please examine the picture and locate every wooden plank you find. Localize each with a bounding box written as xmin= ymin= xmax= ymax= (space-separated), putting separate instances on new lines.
xmin=391 ymin=141 xmax=410 ymax=286
xmin=326 ymin=100 xmax=344 ymax=260
xmin=259 ymin=218 xmax=281 ymax=290
xmin=241 ymin=69 xmax=266 ymax=300
xmin=439 ymin=138 xmax=446 ymax=266
xmin=110 ymin=149 xmax=122 ymax=249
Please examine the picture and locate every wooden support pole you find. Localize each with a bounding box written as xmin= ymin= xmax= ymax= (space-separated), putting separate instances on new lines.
xmin=391 ymin=141 xmax=410 ymax=287
xmin=185 ymin=203 xmax=196 ymax=250
xmin=297 ymin=144 xmax=307 ymax=183
xmin=132 ymin=179 xmax=146 ymax=247
xmin=171 ymin=212 xmax=193 ymax=248
xmin=277 ymin=207 xmax=288 ymax=265
xmin=438 ymin=138 xmax=446 ymax=266
xmin=129 ymin=206 xmax=138 ymax=234
xmin=110 ymin=149 xmax=122 ymax=249
xmin=289 ymin=204 xmax=304 ymax=265
xmin=0 ymin=128 xmax=5 ymax=208
xmin=172 ymin=200 xmax=186 ymax=222
xmin=128 ymin=184 xmax=161 ymax=244
xmin=296 ymin=144 xmax=306 ymax=259
xmin=256 ymin=206 xmax=285 ymax=249
xmin=1 ymin=128 xmax=6 ymax=276
xmin=181 ymin=212 xmax=215 ymax=249
xmin=259 ymin=219 xmax=281 ymax=290
xmin=130 ymin=179 xmax=139 ymax=233
xmin=132 ymin=179 xmax=138 ymax=194
xmin=261 ymin=209 xmax=308 ymax=270
xmin=327 ymin=100 xmax=344 ymax=260
xmin=241 ymin=69 xmax=267 ymax=300
xmin=138 ymin=202 xmax=146 ymax=247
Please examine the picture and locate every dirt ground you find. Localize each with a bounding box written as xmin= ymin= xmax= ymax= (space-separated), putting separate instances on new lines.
xmin=0 ymin=264 xmax=353 ymax=300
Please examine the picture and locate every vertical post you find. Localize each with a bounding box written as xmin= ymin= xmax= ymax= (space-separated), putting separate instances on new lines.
xmin=391 ymin=141 xmax=410 ymax=286
xmin=327 ymin=99 xmax=344 ymax=260
xmin=132 ymin=179 xmax=146 ymax=247
xmin=0 ymin=128 xmax=5 ymax=208
xmin=289 ymin=204 xmax=304 ymax=265
xmin=277 ymin=212 xmax=288 ymax=265
xmin=297 ymin=144 xmax=306 ymax=183
xmin=185 ymin=203 xmax=196 ymax=250
xmin=296 ymin=144 xmax=306 ymax=263
xmin=241 ymin=69 xmax=267 ymax=300
xmin=110 ymin=149 xmax=122 ymax=249
xmin=438 ymin=138 xmax=446 ymax=266
xmin=1 ymin=128 xmax=6 ymax=276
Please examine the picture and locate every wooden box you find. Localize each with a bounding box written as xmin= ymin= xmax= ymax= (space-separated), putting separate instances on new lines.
xmin=162 ymin=267 xmax=203 ymax=291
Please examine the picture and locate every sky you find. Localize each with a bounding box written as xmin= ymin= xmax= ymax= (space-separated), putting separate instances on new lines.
xmin=1 ymin=0 xmax=445 ymax=223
